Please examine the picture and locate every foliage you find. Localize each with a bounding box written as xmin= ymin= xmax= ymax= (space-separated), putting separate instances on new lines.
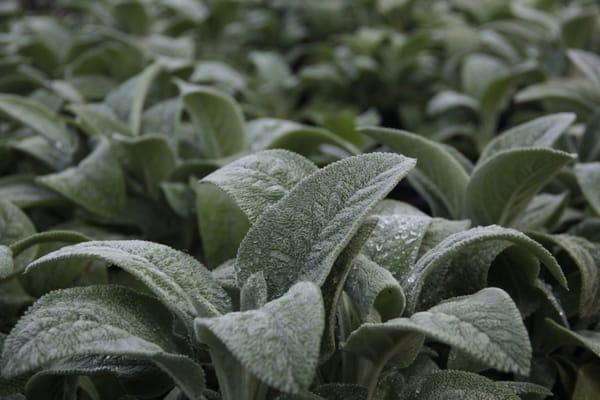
xmin=0 ymin=0 xmax=599 ymax=399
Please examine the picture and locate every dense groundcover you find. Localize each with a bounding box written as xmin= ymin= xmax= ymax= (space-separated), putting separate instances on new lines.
xmin=1 ymin=0 xmax=600 ymax=399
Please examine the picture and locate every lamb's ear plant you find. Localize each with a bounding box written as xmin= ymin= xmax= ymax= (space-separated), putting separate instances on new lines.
xmin=2 ymin=1 xmax=600 ymax=399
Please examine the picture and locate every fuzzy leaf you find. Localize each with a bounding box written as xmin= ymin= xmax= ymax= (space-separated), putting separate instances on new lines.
xmin=240 ymin=271 xmax=267 ymax=311
xmin=465 ymin=148 xmax=575 ymax=226
xmin=347 ymin=288 xmax=531 ymax=375
xmin=399 ymin=370 xmax=520 ymax=399
xmin=0 ymin=286 xmax=206 ymax=400
xmin=405 ymin=225 xmax=566 ymax=313
xmin=320 ymin=218 xmax=378 ymax=361
xmin=530 ymin=233 xmax=600 ymax=318
xmin=362 ymin=212 xmax=432 ymax=282
xmin=480 ymin=113 xmax=576 ymax=161
xmin=543 ymin=318 xmax=600 ymax=359
xmin=0 ymin=94 xmax=76 ymax=156
xmin=246 ymin=118 xmax=359 ymax=156
xmin=512 ymin=192 xmax=569 ymax=230
xmin=26 ymin=240 xmax=232 ymax=328
xmin=575 ymin=162 xmax=600 ymax=215
xmin=114 ymin=134 xmax=176 ymax=197
xmin=236 ymin=153 xmax=415 ymax=299
xmin=345 ymin=254 xmax=405 ymax=320
xmin=361 ymin=127 xmax=469 ymax=219
xmin=516 ymin=78 xmax=600 ymax=113
xmin=195 ymin=282 xmax=324 ymax=394
xmin=0 ymin=175 xmax=61 ymax=209
xmin=568 ymin=49 xmax=600 ymax=87
xmin=198 ymin=150 xmax=317 ymax=224
xmin=105 ymin=63 xmax=163 ymax=135
xmin=0 ymin=200 xmax=36 ymax=276
xmin=179 ymin=84 xmax=245 ymax=158
xmin=68 ymin=103 xmax=133 ymax=138
xmin=36 ymin=139 xmax=126 ymax=218
xmin=0 ymin=245 xmax=13 ymax=280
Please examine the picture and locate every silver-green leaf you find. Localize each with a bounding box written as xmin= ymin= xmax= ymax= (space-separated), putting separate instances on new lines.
xmin=195 ymin=282 xmax=324 ymax=394
xmin=236 ymin=153 xmax=416 ymax=299
xmin=0 ymin=285 xmax=206 ymax=400
xmin=26 ymin=240 xmax=232 ymax=329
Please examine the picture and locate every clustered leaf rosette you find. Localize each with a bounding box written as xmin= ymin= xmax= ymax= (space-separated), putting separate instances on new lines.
xmin=1 ymin=1 xmax=600 ymax=399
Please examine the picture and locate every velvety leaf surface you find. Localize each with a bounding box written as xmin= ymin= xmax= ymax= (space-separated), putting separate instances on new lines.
xmin=399 ymin=370 xmax=520 ymax=399
xmin=361 ymin=212 xmax=432 ymax=282
xmin=575 ymin=162 xmax=600 ymax=215
xmin=465 ymin=148 xmax=575 ymax=226
xmin=68 ymin=103 xmax=133 ymax=138
xmin=198 ymin=150 xmax=317 ymax=224
xmin=236 ymin=153 xmax=416 ymax=299
xmin=479 ymin=113 xmax=575 ymax=161
xmin=195 ymin=282 xmax=324 ymax=394
xmin=26 ymin=240 xmax=232 ymax=327
xmin=0 ymin=200 xmax=36 ymax=276
xmin=36 ymin=139 xmax=126 ymax=218
xmin=194 ymin=150 xmax=316 ymax=266
xmin=568 ymin=49 xmax=600 ymax=86
xmin=346 ymin=288 xmax=531 ymax=375
xmin=530 ymin=233 xmax=600 ymax=318
xmin=105 ymin=63 xmax=163 ymax=135
xmin=115 ymin=134 xmax=176 ymax=197
xmin=345 ymin=254 xmax=405 ymax=320
xmin=0 ymin=94 xmax=76 ymax=157
xmin=0 ymin=286 xmax=206 ymax=400
xmin=246 ymin=118 xmax=359 ymax=156
xmin=179 ymin=84 xmax=245 ymax=158
xmin=405 ymin=225 xmax=566 ymax=313
xmin=543 ymin=318 xmax=600 ymax=358
xmin=361 ymin=127 xmax=468 ymax=219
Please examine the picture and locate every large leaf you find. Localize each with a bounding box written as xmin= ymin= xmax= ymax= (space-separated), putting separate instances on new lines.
xmin=404 ymin=225 xmax=567 ymax=313
xmin=0 ymin=200 xmax=36 ymax=277
xmin=197 ymin=150 xmax=317 ymax=224
xmin=194 ymin=150 xmax=316 ymax=267
xmin=530 ymin=233 xmax=600 ymax=318
xmin=516 ymin=78 xmax=600 ymax=113
xmin=36 ymin=139 xmax=127 ymax=218
xmin=105 ymin=63 xmax=163 ymax=135
xmin=397 ymin=370 xmax=520 ymax=399
xmin=0 ymin=334 xmax=28 ymax=396
xmin=543 ymin=319 xmax=600 ymax=359
xmin=0 ymin=94 xmax=76 ymax=157
xmin=195 ymin=282 xmax=324 ymax=394
xmin=320 ymin=218 xmax=378 ymax=362
xmin=344 ymin=254 xmax=405 ymax=321
xmin=361 ymin=212 xmax=432 ymax=282
xmin=246 ymin=118 xmax=359 ymax=157
xmin=345 ymin=288 xmax=531 ymax=375
xmin=361 ymin=127 xmax=469 ymax=219
xmin=26 ymin=240 xmax=232 ymax=329
xmin=579 ymin=114 xmax=600 ymax=162
xmin=68 ymin=103 xmax=133 ymax=138
xmin=479 ymin=113 xmax=576 ymax=161
xmin=568 ymin=49 xmax=600 ymax=87
xmin=0 ymin=285 xmax=206 ymax=400
xmin=512 ymin=192 xmax=569 ymax=230
xmin=0 ymin=175 xmax=62 ymax=209
xmin=114 ymin=134 xmax=176 ymax=198
xmin=575 ymin=162 xmax=600 ymax=215
xmin=179 ymin=84 xmax=245 ymax=158
xmin=236 ymin=153 xmax=415 ymax=299
xmin=465 ymin=148 xmax=575 ymax=226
